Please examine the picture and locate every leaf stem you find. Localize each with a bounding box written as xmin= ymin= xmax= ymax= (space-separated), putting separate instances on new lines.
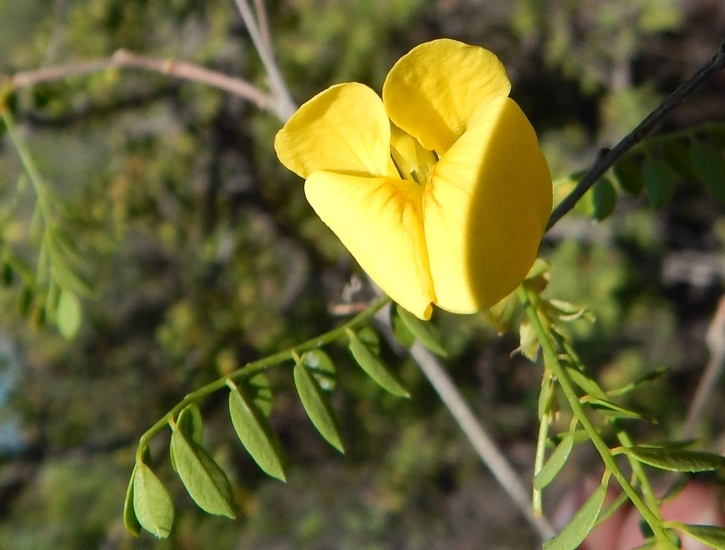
xmin=135 ymin=295 xmax=389 ymax=462
xmin=517 ymin=284 xmax=675 ymax=547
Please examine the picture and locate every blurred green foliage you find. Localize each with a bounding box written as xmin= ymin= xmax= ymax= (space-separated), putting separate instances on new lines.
xmin=0 ymin=0 xmax=724 ymax=548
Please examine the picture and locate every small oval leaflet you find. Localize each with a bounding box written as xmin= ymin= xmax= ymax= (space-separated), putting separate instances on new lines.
xmin=177 ymin=403 xmax=203 ymax=444
xmin=301 ymin=349 xmax=337 ymax=392
xmin=170 ymin=428 xmax=235 ymax=518
xmin=396 ymin=305 xmax=447 ymax=357
xmin=543 ymin=476 xmax=608 ymax=550
xmin=123 ymin=464 xmax=142 ymax=536
xmin=534 ymin=434 xmax=574 ymax=491
xmin=293 ymin=361 xmax=344 ymax=453
xmin=132 ymin=462 xmax=175 ymax=539
xmin=228 ymin=381 xmax=287 ymax=481
xmin=623 ymin=447 xmax=725 ymax=472
xmin=643 ymin=156 xmax=677 ymax=210
xmin=57 ymin=289 xmax=82 ymax=339
xmin=240 ymin=372 xmax=274 ymax=417
xmin=390 ymin=307 xmax=416 ymax=347
xmin=614 ymin=158 xmax=645 ymax=196
xmin=348 ymin=330 xmax=410 ymax=398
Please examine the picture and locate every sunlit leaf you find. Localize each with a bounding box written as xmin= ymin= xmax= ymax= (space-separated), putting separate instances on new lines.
xmin=534 ymin=434 xmax=574 ymax=490
xmin=293 ymin=361 xmax=344 ymax=452
xmin=56 ymin=289 xmax=82 ymax=339
xmin=348 ymin=330 xmax=410 ymax=398
xmin=543 ymin=476 xmax=608 ymax=550
xmin=228 ymin=382 xmax=286 ymax=481
xmin=170 ymin=428 xmax=235 ymax=518
xmin=671 ymin=522 xmax=725 ymax=549
xmin=123 ymin=464 xmax=141 ymax=537
xmin=643 ymin=156 xmax=677 ymax=210
xmin=622 ymin=447 xmax=725 ymax=472
xmin=396 ymin=305 xmax=447 ymax=356
xmin=300 ymin=350 xmax=337 ymax=392
xmin=691 ymin=141 xmax=725 ymax=204
xmin=240 ymin=373 xmax=273 ymax=417
xmin=177 ymin=403 xmax=203 ymax=444
xmin=132 ymin=462 xmax=174 ymax=539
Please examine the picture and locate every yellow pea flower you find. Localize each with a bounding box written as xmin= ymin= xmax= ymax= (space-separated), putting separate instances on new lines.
xmin=275 ymin=38 xmax=552 ymax=320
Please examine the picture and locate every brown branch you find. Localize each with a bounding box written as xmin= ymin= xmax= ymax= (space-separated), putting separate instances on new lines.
xmin=4 ymin=49 xmax=274 ymax=113
xmin=547 ymin=41 xmax=725 ymax=230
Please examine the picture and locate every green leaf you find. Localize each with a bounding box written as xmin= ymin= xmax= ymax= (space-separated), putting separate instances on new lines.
xmin=662 ymin=140 xmax=698 ymax=183
xmin=177 ymin=403 xmax=203 ymax=444
xmin=534 ymin=434 xmax=574 ymax=491
xmin=537 ymin=376 xmax=556 ymax=420
xmin=643 ymin=156 xmax=677 ymax=210
xmin=123 ymin=465 xmax=142 ymax=537
xmin=348 ymin=330 xmax=410 ymax=398
xmin=300 ymin=350 xmax=337 ymax=392
xmin=239 ymin=373 xmax=273 ymax=417
xmin=228 ymin=382 xmax=286 ymax=481
xmin=615 ymin=158 xmax=645 ymax=196
xmin=585 ymin=398 xmax=650 ymax=421
xmin=484 ymin=292 xmax=519 ymax=334
xmin=567 ymin=368 xmax=608 ymax=401
xmin=396 ymin=305 xmax=447 ymax=357
xmin=170 ymin=428 xmax=235 ymax=518
xmin=622 ymin=447 xmax=725 ymax=472
xmin=607 ymin=366 xmax=668 ymax=397
xmin=543 ymin=476 xmax=608 ymax=550
xmin=132 ymin=462 xmax=174 ymax=539
xmin=591 ymin=177 xmax=618 ymax=221
xmin=691 ymin=141 xmax=725 ymax=203
xmin=356 ymin=326 xmax=380 ymax=355
xmin=671 ymin=523 xmax=725 ymax=549
xmin=390 ymin=307 xmax=416 ymax=347
xmin=293 ymin=362 xmax=344 ymax=453
xmin=56 ymin=289 xmax=81 ymax=339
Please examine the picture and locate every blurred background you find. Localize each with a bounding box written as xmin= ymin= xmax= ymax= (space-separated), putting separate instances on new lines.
xmin=0 ymin=0 xmax=725 ymax=548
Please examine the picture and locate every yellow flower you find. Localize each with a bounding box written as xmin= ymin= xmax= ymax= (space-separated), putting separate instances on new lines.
xmin=275 ymin=39 xmax=552 ymax=320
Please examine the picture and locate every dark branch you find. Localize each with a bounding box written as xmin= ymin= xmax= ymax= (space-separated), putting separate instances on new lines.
xmin=547 ymin=41 xmax=725 ymax=231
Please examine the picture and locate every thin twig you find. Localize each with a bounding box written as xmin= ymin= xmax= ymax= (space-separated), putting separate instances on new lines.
xmin=254 ymin=0 xmax=272 ymax=50
xmin=5 ymin=50 xmax=273 ymax=112
xmin=232 ymin=0 xmax=296 ymax=121
xmin=547 ymin=41 xmax=725 ymax=230
xmin=681 ymin=295 xmax=725 ymax=440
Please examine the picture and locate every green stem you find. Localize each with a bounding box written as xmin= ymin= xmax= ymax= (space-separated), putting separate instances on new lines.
xmin=516 ymin=285 xmax=675 ymax=547
xmin=135 ymin=295 xmax=390 ymax=462
xmin=560 ymin=339 xmax=661 ymax=514
xmin=1 ymin=111 xmax=55 ymax=225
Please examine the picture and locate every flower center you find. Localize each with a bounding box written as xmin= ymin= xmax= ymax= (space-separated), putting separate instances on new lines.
xmin=389 ymin=125 xmax=438 ymax=186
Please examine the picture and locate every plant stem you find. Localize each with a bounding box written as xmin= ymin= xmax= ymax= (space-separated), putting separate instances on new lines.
xmin=135 ymin=295 xmax=389 ymax=462
xmin=517 ymin=285 xmax=676 ymax=547
xmin=548 ymin=41 xmax=725 ymax=230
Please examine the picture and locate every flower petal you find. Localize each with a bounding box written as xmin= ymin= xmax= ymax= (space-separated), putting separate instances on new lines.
xmin=305 ymin=171 xmax=435 ymax=319
xmin=423 ymin=96 xmax=552 ymax=313
xmin=383 ymin=39 xmax=511 ymax=155
xmin=275 ymin=83 xmax=397 ymax=180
